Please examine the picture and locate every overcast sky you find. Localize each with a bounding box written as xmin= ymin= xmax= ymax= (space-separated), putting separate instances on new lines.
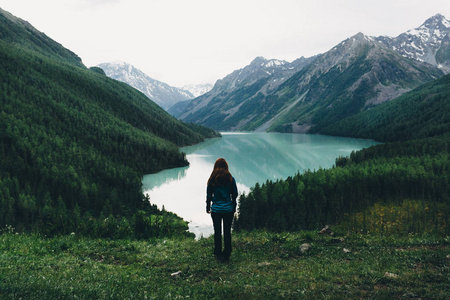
xmin=1 ymin=0 xmax=450 ymax=87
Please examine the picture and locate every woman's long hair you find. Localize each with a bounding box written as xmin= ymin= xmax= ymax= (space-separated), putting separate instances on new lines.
xmin=208 ymin=158 xmax=233 ymax=187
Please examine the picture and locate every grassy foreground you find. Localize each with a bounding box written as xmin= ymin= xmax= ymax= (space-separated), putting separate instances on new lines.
xmin=0 ymin=230 xmax=448 ymax=299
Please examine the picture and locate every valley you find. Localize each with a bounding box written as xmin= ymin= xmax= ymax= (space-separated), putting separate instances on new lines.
xmin=0 ymin=6 xmax=449 ymax=299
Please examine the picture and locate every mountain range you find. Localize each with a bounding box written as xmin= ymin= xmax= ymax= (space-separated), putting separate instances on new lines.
xmin=172 ymin=14 xmax=449 ymax=133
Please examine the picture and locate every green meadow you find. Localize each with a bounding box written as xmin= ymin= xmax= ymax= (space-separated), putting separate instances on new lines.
xmin=1 ymin=229 xmax=448 ymax=299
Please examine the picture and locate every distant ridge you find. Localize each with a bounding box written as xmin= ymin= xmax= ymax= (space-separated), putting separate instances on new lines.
xmin=181 ymin=83 xmax=213 ymax=98
xmin=97 ymin=61 xmax=194 ymax=110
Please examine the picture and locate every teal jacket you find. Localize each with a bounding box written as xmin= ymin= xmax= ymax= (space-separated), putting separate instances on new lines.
xmin=206 ymin=177 xmax=238 ymax=213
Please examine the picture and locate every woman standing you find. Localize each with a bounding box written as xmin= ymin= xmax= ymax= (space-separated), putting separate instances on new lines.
xmin=206 ymin=158 xmax=238 ymax=262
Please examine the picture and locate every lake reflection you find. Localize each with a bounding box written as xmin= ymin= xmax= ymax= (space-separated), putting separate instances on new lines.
xmin=142 ymin=132 xmax=378 ymax=238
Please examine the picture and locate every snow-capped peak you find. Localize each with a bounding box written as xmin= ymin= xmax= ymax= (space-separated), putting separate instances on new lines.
xmin=265 ymin=59 xmax=286 ymax=68
xmin=375 ymin=14 xmax=450 ymax=73
xmin=97 ymin=61 xmax=194 ymax=110
xmin=181 ymin=83 xmax=213 ymax=98
xmin=407 ymin=14 xmax=450 ymax=40
xmin=109 ymin=60 xmax=128 ymax=68
xmin=251 ymin=56 xmax=287 ymax=68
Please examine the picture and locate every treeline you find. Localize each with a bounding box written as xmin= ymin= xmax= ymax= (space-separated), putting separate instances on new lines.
xmin=235 ymin=74 xmax=450 ymax=235
xmin=235 ymin=135 xmax=449 ymax=234
xmin=0 ymin=36 xmax=216 ymax=238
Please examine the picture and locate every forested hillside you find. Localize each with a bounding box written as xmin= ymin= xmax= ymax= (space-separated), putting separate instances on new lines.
xmin=0 ymin=9 xmax=218 ymax=238
xmin=314 ymin=73 xmax=450 ymax=141
xmin=0 ymin=8 xmax=83 ymax=67
xmin=235 ymin=75 xmax=450 ymax=235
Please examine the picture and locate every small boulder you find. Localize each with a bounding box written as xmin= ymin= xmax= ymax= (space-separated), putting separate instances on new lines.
xmin=300 ymin=243 xmax=311 ymax=253
xmin=171 ymin=271 xmax=182 ymax=277
xmin=384 ymin=272 xmax=398 ymax=278
xmin=319 ymin=225 xmax=333 ymax=235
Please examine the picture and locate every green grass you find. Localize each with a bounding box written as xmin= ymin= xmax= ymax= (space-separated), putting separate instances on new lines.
xmin=0 ymin=230 xmax=448 ymax=299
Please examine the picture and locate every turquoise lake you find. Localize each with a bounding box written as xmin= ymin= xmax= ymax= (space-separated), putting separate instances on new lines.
xmin=142 ymin=132 xmax=379 ymax=237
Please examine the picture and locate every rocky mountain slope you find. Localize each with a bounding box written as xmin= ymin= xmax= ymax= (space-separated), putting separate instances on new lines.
xmin=275 ymin=32 xmax=443 ymax=133
xmin=169 ymin=56 xmax=315 ymax=122
xmin=175 ymin=14 xmax=447 ymax=133
xmin=97 ymin=62 xmax=194 ymax=110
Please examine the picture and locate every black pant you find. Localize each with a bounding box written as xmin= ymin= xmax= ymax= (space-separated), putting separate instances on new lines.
xmin=211 ymin=211 xmax=234 ymax=257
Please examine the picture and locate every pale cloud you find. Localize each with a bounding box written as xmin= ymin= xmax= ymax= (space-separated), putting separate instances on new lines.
xmin=1 ymin=0 xmax=449 ymax=86
xmin=76 ymin=0 xmax=122 ymax=8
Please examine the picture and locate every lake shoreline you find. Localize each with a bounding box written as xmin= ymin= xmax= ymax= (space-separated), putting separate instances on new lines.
xmin=143 ymin=132 xmax=379 ymax=237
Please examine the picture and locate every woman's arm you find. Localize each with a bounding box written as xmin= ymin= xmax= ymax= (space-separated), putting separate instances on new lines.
xmin=206 ymin=185 xmax=213 ymax=213
xmin=231 ymin=178 xmax=238 ymax=212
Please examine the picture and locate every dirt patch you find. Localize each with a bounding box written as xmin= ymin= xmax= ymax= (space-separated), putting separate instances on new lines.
xmin=291 ymin=123 xmax=311 ymax=133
